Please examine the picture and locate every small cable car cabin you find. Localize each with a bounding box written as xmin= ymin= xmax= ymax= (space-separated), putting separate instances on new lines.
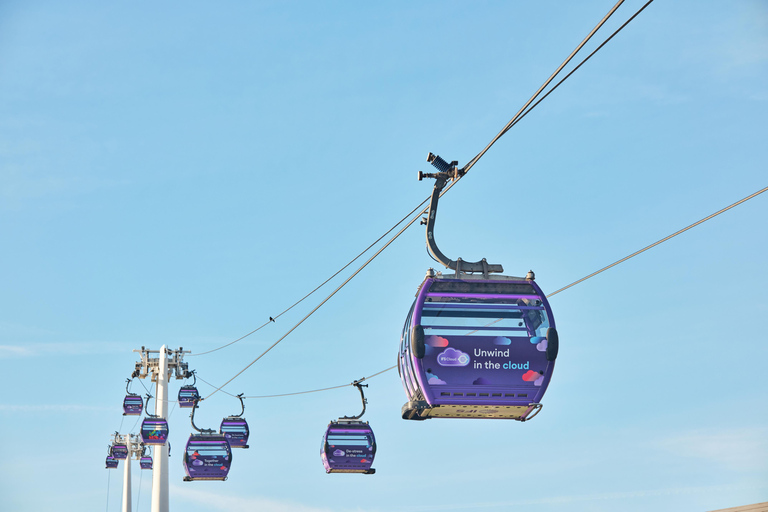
xmin=178 ymin=387 xmax=200 ymax=408
xmin=140 ymin=456 xmax=153 ymax=470
xmin=183 ymin=434 xmax=232 ymax=481
xmin=141 ymin=418 xmax=169 ymax=446
xmin=111 ymin=443 xmax=129 ymax=460
xmin=123 ymin=379 xmax=143 ymax=415
xmin=398 ymin=271 xmax=558 ymax=421
xmin=220 ymin=418 xmax=249 ymax=449
xmin=321 ymin=420 xmax=376 ymax=474
xmin=220 ymin=394 xmax=249 ymax=449
xmin=105 ymin=455 xmax=118 ymax=469
xmin=123 ymin=394 xmax=143 ymax=416
xmin=178 ymin=372 xmax=200 ymax=409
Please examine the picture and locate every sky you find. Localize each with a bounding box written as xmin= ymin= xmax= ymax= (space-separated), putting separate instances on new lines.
xmin=1 ymin=1 xmax=767 ymax=511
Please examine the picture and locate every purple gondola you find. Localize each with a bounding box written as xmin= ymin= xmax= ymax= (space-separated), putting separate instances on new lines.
xmin=321 ymin=381 xmax=376 ymax=474
xmin=220 ymin=419 xmax=249 ymax=449
xmin=111 ymin=443 xmax=129 ymax=460
xmin=141 ymin=394 xmax=169 ymax=445
xmin=183 ymin=434 xmax=232 ymax=481
xmin=399 ymin=272 xmax=558 ymax=420
xmin=140 ymin=456 xmax=153 ymax=469
xmin=105 ymin=445 xmax=119 ymax=469
xmin=178 ymin=371 xmax=200 ymax=409
xmin=123 ymin=395 xmax=144 ymax=415
xmin=398 ymin=154 xmax=559 ymax=421
xmin=141 ymin=418 xmax=169 ymax=445
xmin=219 ymin=393 xmax=249 ymax=449
xmin=321 ymin=420 xmax=376 ymax=474
xmin=183 ymin=398 xmax=233 ymax=481
xmin=123 ymin=378 xmax=143 ymax=415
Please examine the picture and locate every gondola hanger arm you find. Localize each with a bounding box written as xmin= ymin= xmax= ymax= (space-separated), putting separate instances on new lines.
xmin=342 ymin=380 xmax=368 ymax=420
xmin=420 ymin=153 xmax=503 ymax=276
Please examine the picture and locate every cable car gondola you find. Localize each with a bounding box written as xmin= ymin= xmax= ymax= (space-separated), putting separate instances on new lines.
xmin=105 ymin=446 xmax=119 ymax=469
xmin=140 ymin=447 xmax=153 ymax=469
xmin=123 ymin=378 xmax=144 ymax=416
xmin=183 ymin=399 xmax=232 ymax=482
xmin=219 ymin=393 xmax=249 ymax=449
xmin=321 ymin=381 xmax=376 ymax=475
xmin=178 ymin=371 xmax=200 ymax=409
xmin=111 ymin=434 xmax=129 ymax=460
xmin=398 ymin=154 xmax=559 ymax=421
xmin=140 ymin=394 xmax=169 ymax=446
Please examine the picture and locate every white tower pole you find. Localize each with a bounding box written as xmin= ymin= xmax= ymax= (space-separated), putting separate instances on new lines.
xmin=151 ymin=345 xmax=170 ymax=512
xmin=121 ymin=434 xmax=132 ymax=512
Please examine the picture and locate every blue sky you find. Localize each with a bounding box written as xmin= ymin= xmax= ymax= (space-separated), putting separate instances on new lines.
xmin=1 ymin=1 xmax=766 ymax=511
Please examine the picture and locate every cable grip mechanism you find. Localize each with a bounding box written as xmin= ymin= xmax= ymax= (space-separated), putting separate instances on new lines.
xmin=419 ymin=152 xmax=503 ymax=276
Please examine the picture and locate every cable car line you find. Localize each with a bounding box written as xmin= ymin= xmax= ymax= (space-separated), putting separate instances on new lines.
xmin=188 ymin=195 xmax=432 ymax=357
xmin=181 ymin=2 xmax=651 ymax=379
xmin=150 ymin=0 xmax=659 ymax=402
xmin=546 ymin=185 xmax=768 ymax=297
xmin=193 ymin=185 xmax=766 ymax=402
xmin=244 ymin=366 xmax=398 ymax=399
xmin=496 ymin=0 xmax=655 ymax=142
xmin=185 ymin=0 xmax=654 ymax=365
xmin=199 ymin=199 xmax=435 ymax=400
xmin=461 ymin=0 xmax=634 ymax=176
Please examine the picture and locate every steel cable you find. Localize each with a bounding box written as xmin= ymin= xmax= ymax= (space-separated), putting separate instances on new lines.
xmin=197 ymin=185 xmax=767 ymax=400
xmin=499 ymin=0 xmax=655 ymax=139
xmin=195 ymin=1 xmax=659 ymax=400
xmin=244 ymin=366 xmax=398 ymax=399
xmin=187 ymin=1 xmax=652 ymax=360
xmin=461 ymin=0 xmax=628 ymax=176
xmin=188 ymin=196 xmax=431 ymax=357
xmin=547 ymin=185 xmax=768 ymax=297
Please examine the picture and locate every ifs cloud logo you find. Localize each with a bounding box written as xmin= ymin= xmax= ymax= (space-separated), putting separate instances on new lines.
xmin=437 ymin=348 xmax=470 ymax=367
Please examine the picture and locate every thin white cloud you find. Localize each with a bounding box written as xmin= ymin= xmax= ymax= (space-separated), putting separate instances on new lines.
xmin=398 ymin=482 xmax=768 ymax=511
xmin=655 ymin=427 xmax=768 ymax=471
xmin=0 ymin=345 xmax=32 ymax=357
xmin=170 ymin=486 xmax=338 ymax=512
xmin=0 ymin=341 xmax=127 ymax=358
xmin=0 ymin=404 xmax=112 ymax=412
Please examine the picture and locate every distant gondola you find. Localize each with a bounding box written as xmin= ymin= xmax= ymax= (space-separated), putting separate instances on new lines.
xmin=178 ymin=371 xmax=200 ymax=409
xmin=320 ymin=381 xmax=376 ymax=474
xmin=123 ymin=378 xmax=143 ymax=416
xmin=321 ymin=420 xmax=376 ymax=474
xmin=140 ymin=394 xmax=169 ymax=445
xmin=140 ymin=447 xmax=153 ymax=469
xmin=219 ymin=394 xmax=249 ymax=449
xmin=111 ymin=442 xmax=129 ymax=460
xmin=183 ymin=434 xmax=232 ymax=481
xmin=183 ymin=398 xmax=232 ymax=481
xmin=105 ymin=445 xmax=119 ymax=469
